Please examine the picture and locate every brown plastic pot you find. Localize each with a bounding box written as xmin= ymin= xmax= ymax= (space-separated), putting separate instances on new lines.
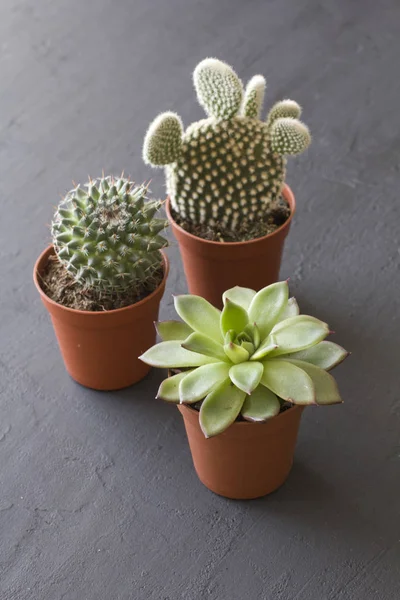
xmin=33 ymin=245 xmax=169 ymax=391
xmin=178 ymin=403 xmax=304 ymax=500
xmin=166 ymin=184 xmax=295 ymax=308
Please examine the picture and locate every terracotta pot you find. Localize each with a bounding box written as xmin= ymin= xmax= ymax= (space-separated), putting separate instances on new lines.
xmin=166 ymin=184 xmax=295 ymax=308
xmin=33 ymin=245 xmax=169 ymax=391
xmin=178 ymin=403 xmax=304 ymax=499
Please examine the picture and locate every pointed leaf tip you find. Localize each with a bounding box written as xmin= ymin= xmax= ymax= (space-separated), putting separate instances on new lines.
xmin=155 ymin=320 xmax=193 ymax=341
xmin=157 ymin=370 xmax=193 ymax=402
xmin=285 ymin=359 xmax=344 ymax=405
xmin=269 ymin=315 xmax=329 ymax=357
xmin=241 ymin=386 xmax=280 ymax=422
xmin=261 ymin=359 xmax=316 ymax=405
xmin=222 ymin=286 xmax=256 ymax=311
xmin=281 ymin=340 xmax=349 ymax=371
xmin=199 ymin=379 xmax=246 ymax=438
xmin=220 ymin=298 xmax=249 ymax=337
xmin=174 ymin=295 xmax=223 ymax=343
xmin=248 ymin=281 xmax=289 ymax=340
xmin=140 ymin=340 xmax=218 ymax=368
xmin=229 ymin=361 xmax=263 ymax=395
xmin=181 ymin=332 xmax=228 ymax=362
xmin=179 ymin=362 xmax=230 ymax=403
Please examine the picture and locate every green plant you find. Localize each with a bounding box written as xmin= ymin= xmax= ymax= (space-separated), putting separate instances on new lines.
xmin=143 ymin=58 xmax=311 ymax=231
xmin=140 ymin=282 xmax=348 ymax=438
xmin=52 ymin=176 xmax=168 ymax=291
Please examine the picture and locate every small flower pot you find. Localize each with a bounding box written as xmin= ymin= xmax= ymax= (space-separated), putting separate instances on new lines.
xmin=34 ymin=245 xmax=169 ymax=390
xmin=166 ymin=184 xmax=295 ymax=308
xmin=178 ymin=403 xmax=304 ymax=500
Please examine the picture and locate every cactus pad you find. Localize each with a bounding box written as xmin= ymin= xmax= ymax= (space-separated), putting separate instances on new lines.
xmin=143 ymin=58 xmax=311 ymax=232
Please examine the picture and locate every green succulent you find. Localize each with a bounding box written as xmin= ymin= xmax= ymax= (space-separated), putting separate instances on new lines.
xmin=143 ymin=58 xmax=311 ymax=231
xmin=140 ymin=282 xmax=348 ymax=438
xmin=52 ymin=176 xmax=168 ymax=291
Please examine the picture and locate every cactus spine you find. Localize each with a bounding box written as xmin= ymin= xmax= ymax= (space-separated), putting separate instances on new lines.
xmin=52 ymin=176 xmax=168 ymax=291
xmin=143 ymin=58 xmax=311 ymax=231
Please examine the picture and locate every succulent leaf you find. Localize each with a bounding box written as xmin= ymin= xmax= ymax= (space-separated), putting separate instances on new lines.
xmin=241 ymin=386 xmax=280 ymax=422
xmin=193 ymin=58 xmax=243 ymax=120
xmin=220 ymin=299 xmax=249 ymax=337
xmin=157 ymin=370 xmax=194 ymax=402
xmin=285 ymin=359 xmax=343 ymax=405
xmin=284 ymin=341 xmax=349 ymax=371
xmin=139 ymin=341 xmax=218 ymax=368
xmin=229 ymin=361 xmax=263 ymax=395
xmin=222 ymin=286 xmax=256 ymax=311
xmin=224 ymin=342 xmax=249 ymax=364
xmin=270 ymin=118 xmax=311 ymax=155
xmin=156 ymin=320 xmax=193 ymax=342
xmin=261 ymin=359 xmax=315 ymax=405
xmin=143 ymin=112 xmax=183 ymax=166
xmin=182 ymin=332 xmax=229 ymax=362
xmin=224 ymin=330 xmax=236 ymax=344
xmin=200 ymin=379 xmax=246 ymax=438
xmin=241 ymin=75 xmax=266 ymax=119
xmin=248 ymin=281 xmax=289 ymax=340
xmin=250 ymin=334 xmax=277 ymax=361
xmin=244 ymin=323 xmax=261 ymax=349
xmin=269 ymin=315 xmax=329 ymax=356
xmin=179 ymin=362 xmax=231 ymax=404
xmin=174 ymin=295 xmax=223 ymax=343
xmin=275 ymin=297 xmax=300 ymax=323
xmin=241 ymin=341 xmax=255 ymax=355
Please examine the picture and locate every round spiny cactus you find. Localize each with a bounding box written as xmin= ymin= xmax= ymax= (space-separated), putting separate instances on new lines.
xmin=52 ymin=176 xmax=168 ymax=291
xmin=143 ymin=58 xmax=311 ymax=231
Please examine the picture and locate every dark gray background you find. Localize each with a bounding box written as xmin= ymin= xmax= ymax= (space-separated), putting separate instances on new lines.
xmin=1 ymin=0 xmax=399 ymax=598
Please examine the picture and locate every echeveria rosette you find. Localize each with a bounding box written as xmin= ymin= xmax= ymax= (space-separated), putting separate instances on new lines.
xmin=140 ymin=282 xmax=349 ymax=438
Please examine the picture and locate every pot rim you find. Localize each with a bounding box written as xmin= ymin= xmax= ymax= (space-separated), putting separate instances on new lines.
xmin=33 ymin=245 xmax=170 ymax=317
xmin=166 ymin=183 xmax=296 ymax=247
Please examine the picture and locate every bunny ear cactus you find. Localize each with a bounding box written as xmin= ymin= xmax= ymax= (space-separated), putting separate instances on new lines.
xmin=143 ymin=58 xmax=311 ymax=231
xmin=52 ymin=176 xmax=168 ymax=291
xmin=140 ymin=282 xmax=349 ymax=438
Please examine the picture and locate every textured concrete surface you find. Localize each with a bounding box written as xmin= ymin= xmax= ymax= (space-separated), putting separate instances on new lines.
xmin=1 ymin=0 xmax=399 ymax=598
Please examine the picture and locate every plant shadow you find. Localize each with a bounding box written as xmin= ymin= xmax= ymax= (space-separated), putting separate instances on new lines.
xmin=243 ymin=461 xmax=385 ymax=550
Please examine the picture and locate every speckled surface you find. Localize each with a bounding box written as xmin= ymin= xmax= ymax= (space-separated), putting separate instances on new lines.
xmin=1 ymin=0 xmax=399 ymax=598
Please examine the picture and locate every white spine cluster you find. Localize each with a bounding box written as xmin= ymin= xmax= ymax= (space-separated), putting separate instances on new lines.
xmin=143 ymin=112 xmax=183 ymax=167
xmin=241 ymin=75 xmax=266 ymax=119
xmin=270 ymin=118 xmax=311 ymax=155
xmin=267 ymin=99 xmax=302 ymax=125
xmin=193 ymin=58 xmax=243 ymax=120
